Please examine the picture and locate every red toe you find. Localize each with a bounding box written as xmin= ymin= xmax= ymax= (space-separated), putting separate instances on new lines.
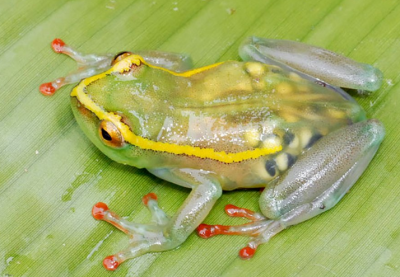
xmin=103 ymin=255 xmax=119 ymax=271
xmin=92 ymin=202 xmax=109 ymax=220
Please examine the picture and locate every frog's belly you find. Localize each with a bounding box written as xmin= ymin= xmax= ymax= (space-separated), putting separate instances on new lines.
xmin=216 ymin=158 xmax=279 ymax=191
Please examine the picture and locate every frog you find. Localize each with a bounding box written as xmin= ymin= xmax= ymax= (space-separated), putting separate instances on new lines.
xmin=39 ymin=36 xmax=385 ymax=271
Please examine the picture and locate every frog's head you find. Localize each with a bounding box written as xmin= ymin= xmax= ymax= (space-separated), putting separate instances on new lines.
xmin=70 ymin=53 xmax=170 ymax=168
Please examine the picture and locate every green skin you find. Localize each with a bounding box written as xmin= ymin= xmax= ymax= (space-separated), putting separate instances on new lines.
xmin=72 ymin=60 xmax=368 ymax=187
xmin=47 ymin=37 xmax=385 ymax=270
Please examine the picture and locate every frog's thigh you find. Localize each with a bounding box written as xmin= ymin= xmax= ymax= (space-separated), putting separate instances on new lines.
xmin=239 ymin=36 xmax=383 ymax=91
xmin=259 ymin=119 xmax=384 ymax=226
xmin=135 ymin=50 xmax=193 ymax=72
xmin=148 ymin=168 xmax=222 ymax=240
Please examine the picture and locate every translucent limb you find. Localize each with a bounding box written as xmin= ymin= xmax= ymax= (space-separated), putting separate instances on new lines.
xmin=198 ymin=120 xmax=384 ymax=260
xmin=102 ymin=241 xmax=151 ymax=271
xmin=142 ymin=193 xmax=169 ymax=226
xmin=92 ymin=170 xmax=222 ymax=271
xmin=224 ymin=204 xmax=266 ymax=221
xmin=39 ymin=38 xmax=193 ymax=95
xmin=92 ymin=194 xmax=172 ymax=271
xmin=259 ymin=119 xmax=385 ymax=220
xmin=92 ymin=194 xmax=168 ymax=237
xmin=39 ymin=39 xmax=114 ymax=95
xmin=135 ymin=50 xmax=193 ymax=73
xmin=93 ymin=193 xmax=177 ymax=270
xmin=197 ymin=206 xmax=283 ymax=259
xmin=239 ymin=36 xmax=383 ymax=93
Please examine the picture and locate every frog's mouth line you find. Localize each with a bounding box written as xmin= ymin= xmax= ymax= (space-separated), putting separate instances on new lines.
xmin=71 ymin=55 xmax=282 ymax=163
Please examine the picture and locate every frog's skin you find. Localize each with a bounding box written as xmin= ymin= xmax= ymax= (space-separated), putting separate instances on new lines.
xmin=40 ymin=37 xmax=385 ymax=271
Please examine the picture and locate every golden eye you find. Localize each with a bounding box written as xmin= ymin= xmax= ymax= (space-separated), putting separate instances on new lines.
xmin=99 ymin=121 xmax=125 ymax=148
xmin=111 ymin=51 xmax=133 ymax=65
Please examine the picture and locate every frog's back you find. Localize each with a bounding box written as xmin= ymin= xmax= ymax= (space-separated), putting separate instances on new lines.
xmin=144 ymin=61 xmax=365 ymax=188
xmin=88 ymin=60 xmax=365 ymax=189
xmin=156 ymin=61 xmax=365 ymax=154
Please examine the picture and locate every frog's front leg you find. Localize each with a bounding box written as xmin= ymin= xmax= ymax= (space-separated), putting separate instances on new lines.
xmin=39 ymin=38 xmax=193 ymax=95
xmin=93 ymin=168 xmax=222 ymax=270
xmin=198 ymin=119 xmax=384 ymax=258
xmin=239 ymin=36 xmax=383 ymax=92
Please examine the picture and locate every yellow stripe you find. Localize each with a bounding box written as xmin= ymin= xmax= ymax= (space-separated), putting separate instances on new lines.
xmin=71 ymin=55 xmax=282 ymax=163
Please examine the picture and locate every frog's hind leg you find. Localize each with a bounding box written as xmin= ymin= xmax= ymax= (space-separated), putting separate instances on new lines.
xmin=197 ymin=204 xmax=285 ymax=259
xmin=198 ymin=204 xmax=281 ymax=259
xmin=198 ymin=204 xmax=267 ymax=238
xmin=239 ymin=36 xmax=383 ymax=93
xmin=198 ymin=119 xmax=384 ymax=259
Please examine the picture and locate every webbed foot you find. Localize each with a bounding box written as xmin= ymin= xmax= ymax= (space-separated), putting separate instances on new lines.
xmin=197 ymin=204 xmax=283 ymax=259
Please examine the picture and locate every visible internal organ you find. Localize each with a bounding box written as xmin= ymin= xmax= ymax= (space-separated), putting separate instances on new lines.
xmin=253 ymin=126 xmax=324 ymax=182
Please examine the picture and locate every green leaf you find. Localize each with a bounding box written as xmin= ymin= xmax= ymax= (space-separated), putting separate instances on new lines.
xmin=1 ymin=0 xmax=400 ymax=276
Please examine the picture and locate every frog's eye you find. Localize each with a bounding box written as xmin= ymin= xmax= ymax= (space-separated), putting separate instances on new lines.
xmin=99 ymin=121 xmax=125 ymax=148
xmin=111 ymin=51 xmax=133 ymax=65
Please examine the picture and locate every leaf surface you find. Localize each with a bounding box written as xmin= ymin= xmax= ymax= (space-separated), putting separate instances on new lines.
xmin=1 ymin=0 xmax=400 ymax=276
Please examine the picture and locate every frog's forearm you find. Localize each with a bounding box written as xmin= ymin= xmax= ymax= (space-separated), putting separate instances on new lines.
xmin=149 ymin=168 xmax=222 ymax=241
xmin=91 ymin=168 xmax=222 ymax=270
xmin=167 ymin=170 xmax=222 ymax=242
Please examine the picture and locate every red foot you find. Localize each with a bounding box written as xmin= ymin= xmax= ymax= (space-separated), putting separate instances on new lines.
xmin=197 ymin=224 xmax=213 ymax=238
xmin=39 ymin=82 xmax=56 ymax=96
xmin=225 ymin=204 xmax=253 ymax=217
xmin=239 ymin=246 xmax=256 ymax=259
xmin=225 ymin=204 xmax=263 ymax=221
xmin=197 ymin=224 xmax=232 ymax=238
xmin=142 ymin=192 xmax=157 ymax=206
xmin=103 ymin=255 xmax=119 ymax=271
xmin=92 ymin=202 xmax=109 ymax=220
xmin=51 ymin=38 xmax=66 ymax=53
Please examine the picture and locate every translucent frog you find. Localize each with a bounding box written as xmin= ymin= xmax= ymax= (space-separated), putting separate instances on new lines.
xmin=40 ymin=37 xmax=385 ymax=270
